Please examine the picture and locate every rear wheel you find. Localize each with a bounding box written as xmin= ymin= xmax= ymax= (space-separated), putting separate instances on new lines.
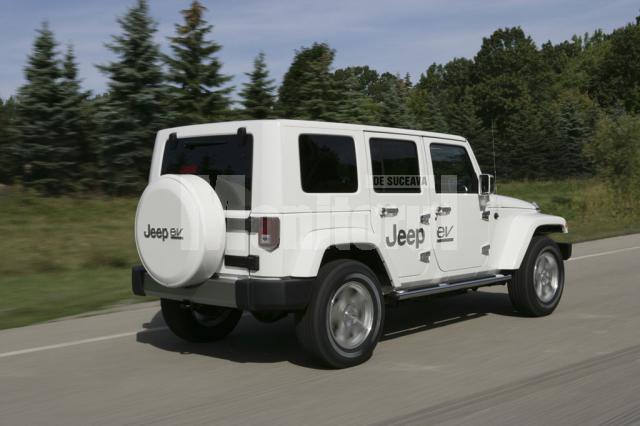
xmin=295 ymin=260 xmax=384 ymax=368
xmin=161 ymin=299 xmax=242 ymax=342
xmin=508 ymin=236 xmax=564 ymax=316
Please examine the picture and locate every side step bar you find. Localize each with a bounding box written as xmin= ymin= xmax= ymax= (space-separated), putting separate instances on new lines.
xmin=389 ymin=274 xmax=512 ymax=301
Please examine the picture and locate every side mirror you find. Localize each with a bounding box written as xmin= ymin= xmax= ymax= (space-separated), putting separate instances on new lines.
xmin=479 ymin=174 xmax=493 ymax=195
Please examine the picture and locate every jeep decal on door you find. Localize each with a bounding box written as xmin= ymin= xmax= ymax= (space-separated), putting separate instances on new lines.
xmin=385 ymin=224 xmax=426 ymax=248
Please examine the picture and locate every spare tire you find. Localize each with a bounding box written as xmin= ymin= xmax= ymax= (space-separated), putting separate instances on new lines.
xmin=135 ymin=175 xmax=226 ymax=288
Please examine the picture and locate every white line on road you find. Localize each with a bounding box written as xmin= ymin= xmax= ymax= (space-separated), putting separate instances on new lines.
xmin=1 ymin=245 xmax=637 ymax=360
xmin=568 ymin=246 xmax=640 ymax=262
xmin=0 ymin=327 xmax=167 ymax=359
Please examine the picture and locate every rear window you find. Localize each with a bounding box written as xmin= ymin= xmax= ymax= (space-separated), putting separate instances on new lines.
xmin=299 ymin=134 xmax=358 ymax=193
xmin=161 ymin=134 xmax=253 ymax=210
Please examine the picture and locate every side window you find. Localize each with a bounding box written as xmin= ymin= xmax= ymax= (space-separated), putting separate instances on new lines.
xmin=370 ymin=138 xmax=420 ymax=193
xmin=299 ymin=134 xmax=358 ymax=193
xmin=430 ymin=144 xmax=478 ymax=194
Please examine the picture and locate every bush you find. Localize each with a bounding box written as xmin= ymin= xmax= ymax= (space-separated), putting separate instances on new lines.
xmin=587 ymin=112 xmax=640 ymax=213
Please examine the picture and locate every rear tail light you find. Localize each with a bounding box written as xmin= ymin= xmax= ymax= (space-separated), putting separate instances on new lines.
xmin=258 ymin=217 xmax=280 ymax=251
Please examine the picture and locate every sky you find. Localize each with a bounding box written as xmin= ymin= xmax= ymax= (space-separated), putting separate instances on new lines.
xmin=0 ymin=0 xmax=638 ymax=100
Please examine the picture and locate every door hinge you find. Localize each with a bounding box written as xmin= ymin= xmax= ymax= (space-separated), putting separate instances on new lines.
xmin=420 ymin=251 xmax=431 ymax=263
xmin=420 ymin=213 xmax=431 ymax=225
xmin=481 ymin=244 xmax=490 ymax=256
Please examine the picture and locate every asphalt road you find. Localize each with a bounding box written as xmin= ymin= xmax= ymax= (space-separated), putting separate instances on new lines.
xmin=1 ymin=234 xmax=639 ymax=425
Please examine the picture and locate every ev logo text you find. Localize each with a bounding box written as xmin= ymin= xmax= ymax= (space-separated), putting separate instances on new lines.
xmin=143 ymin=224 xmax=184 ymax=241
xmin=437 ymin=225 xmax=454 ymax=242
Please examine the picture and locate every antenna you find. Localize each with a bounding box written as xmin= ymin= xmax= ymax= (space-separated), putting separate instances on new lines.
xmin=491 ymin=119 xmax=497 ymax=193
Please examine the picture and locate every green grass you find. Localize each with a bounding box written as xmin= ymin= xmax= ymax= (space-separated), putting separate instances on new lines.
xmin=0 ymin=268 xmax=137 ymax=330
xmin=0 ymin=189 xmax=141 ymax=329
xmin=0 ymin=180 xmax=638 ymax=330
xmin=498 ymin=180 xmax=640 ymax=242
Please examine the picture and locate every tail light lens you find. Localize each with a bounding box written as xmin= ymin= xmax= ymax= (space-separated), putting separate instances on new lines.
xmin=258 ymin=217 xmax=280 ymax=251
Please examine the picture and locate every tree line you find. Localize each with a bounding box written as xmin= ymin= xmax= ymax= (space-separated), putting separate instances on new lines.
xmin=0 ymin=0 xmax=639 ymax=198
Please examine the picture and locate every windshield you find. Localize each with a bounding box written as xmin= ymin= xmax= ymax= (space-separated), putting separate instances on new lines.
xmin=161 ymin=133 xmax=253 ymax=210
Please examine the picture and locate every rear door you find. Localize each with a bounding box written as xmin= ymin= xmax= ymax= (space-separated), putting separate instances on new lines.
xmin=423 ymin=139 xmax=489 ymax=271
xmin=365 ymin=132 xmax=431 ymax=279
xmin=160 ymin=129 xmax=253 ymax=276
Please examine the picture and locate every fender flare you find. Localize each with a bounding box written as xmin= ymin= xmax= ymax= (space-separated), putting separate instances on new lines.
xmin=489 ymin=212 xmax=567 ymax=270
xmin=290 ymin=227 xmax=388 ymax=278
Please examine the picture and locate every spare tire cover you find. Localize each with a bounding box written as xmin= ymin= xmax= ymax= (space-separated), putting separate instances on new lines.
xmin=135 ymin=175 xmax=226 ymax=288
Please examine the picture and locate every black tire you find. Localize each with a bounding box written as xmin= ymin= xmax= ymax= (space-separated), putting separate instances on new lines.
xmin=161 ymin=299 xmax=242 ymax=343
xmin=295 ymin=259 xmax=384 ymax=369
xmin=508 ymin=236 xmax=565 ymax=317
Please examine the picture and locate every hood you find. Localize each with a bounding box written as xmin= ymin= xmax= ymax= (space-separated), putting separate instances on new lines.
xmin=488 ymin=195 xmax=539 ymax=210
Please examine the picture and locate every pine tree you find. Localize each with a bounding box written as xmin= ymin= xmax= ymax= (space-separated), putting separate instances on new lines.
xmin=15 ymin=22 xmax=74 ymax=194
xmin=334 ymin=66 xmax=380 ymax=96
xmin=96 ymin=0 xmax=167 ymax=194
xmin=333 ymin=73 xmax=379 ymax=124
xmin=239 ymin=51 xmax=276 ymax=119
xmin=375 ymin=73 xmax=414 ymax=128
xmin=59 ymin=45 xmax=94 ymax=189
xmin=448 ymin=89 xmax=489 ymax=168
xmin=165 ymin=0 xmax=232 ymax=124
xmin=548 ymin=91 xmax=597 ymax=177
xmin=502 ymin=96 xmax=547 ymax=179
xmin=0 ymin=97 xmax=19 ymax=184
xmin=410 ymin=89 xmax=447 ymax=133
xmin=277 ymin=43 xmax=339 ymax=120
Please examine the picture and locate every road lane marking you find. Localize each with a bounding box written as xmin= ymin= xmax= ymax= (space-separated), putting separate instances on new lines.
xmin=0 ymin=327 xmax=167 ymax=359
xmin=569 ymin=246 xmax=640 ymax=262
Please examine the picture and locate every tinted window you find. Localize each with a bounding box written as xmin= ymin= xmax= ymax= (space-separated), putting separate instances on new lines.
xmin=370 ymin=138 xmax=420 ymax=193
xmin=299 ymin=134 xmax=358 ymax=193
xmin=161 ymin=134 xmax=253 ymax=210
xmin=430 ymin=143 xmax=478 ymax=194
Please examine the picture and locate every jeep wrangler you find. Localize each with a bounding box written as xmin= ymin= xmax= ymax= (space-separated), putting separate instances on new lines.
xmin=132 ymin=120 xmax=571 ymax=368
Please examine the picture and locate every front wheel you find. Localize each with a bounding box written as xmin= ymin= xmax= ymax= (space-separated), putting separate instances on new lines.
xmin=295 ymin=260 xmax=384 ymax=368
xmin=508 ymin=236 xmax=565 ymax=316
xmin=161 ymin=299 xmax=242 ymax=342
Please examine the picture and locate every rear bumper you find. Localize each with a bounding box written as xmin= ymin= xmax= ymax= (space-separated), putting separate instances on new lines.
xmin=132 ymin=266 xmax=314 ymax=311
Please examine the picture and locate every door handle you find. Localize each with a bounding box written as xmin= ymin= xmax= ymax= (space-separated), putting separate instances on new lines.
xmin=436 ymin=206 xmax=451 ymax=216
xmin=380 ymin=206 xmax=399 ymax=217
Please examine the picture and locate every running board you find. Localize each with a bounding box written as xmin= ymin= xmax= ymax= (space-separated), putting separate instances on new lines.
xmin=389 ymin=274 xmax=512 ymax=301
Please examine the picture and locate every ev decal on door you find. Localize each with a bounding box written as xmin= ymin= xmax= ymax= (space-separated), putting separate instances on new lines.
xmin=436 ymin=225 xmax=454 ymax=243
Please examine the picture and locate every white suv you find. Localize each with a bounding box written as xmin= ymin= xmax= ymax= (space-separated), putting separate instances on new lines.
xmin=132 ymin=119 xmax=571 ymax=368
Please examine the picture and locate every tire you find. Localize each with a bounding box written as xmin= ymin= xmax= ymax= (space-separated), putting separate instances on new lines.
xmin=161 ymin=299 xmax=242 ymax=343
xmin=295 ymin=259 xmax=384 ymax=369
xmin=508 ymin=236 xmax=565 ymax=317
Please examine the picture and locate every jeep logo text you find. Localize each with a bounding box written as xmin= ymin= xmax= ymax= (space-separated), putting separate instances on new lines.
xmin=143 ymin=224 xmax=184 ymax=241
xmin=386 ymin=224 xmax=425 ymax=248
